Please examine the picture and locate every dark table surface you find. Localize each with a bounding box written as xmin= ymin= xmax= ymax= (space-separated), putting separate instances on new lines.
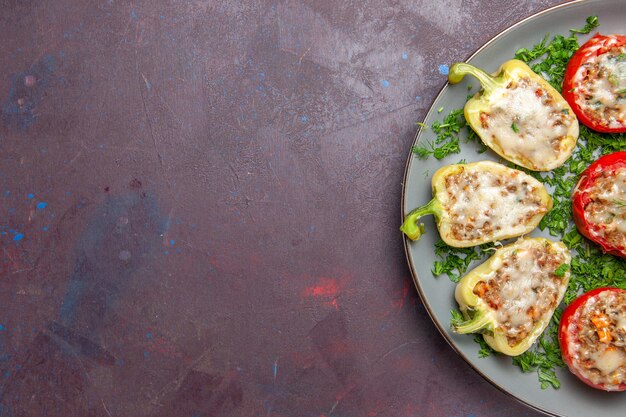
xmin=1 ymin=1 xmax=571 ymax=416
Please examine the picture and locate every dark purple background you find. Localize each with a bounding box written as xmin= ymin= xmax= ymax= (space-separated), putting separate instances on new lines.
xmin=0 ymin=1 xmax=567 ymax=416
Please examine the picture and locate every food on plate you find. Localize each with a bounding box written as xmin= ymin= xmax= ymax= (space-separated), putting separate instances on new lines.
xmin=448 ymin=59 xmax=579 ymax=171
xmin=453 ymin=238 xmax=571 ymax=356
xmin=572 ymin=151 xmax=626 ymax=258
xmin=562 ymin=33 xmax=626 ymax=133
xmin=400 ymin=161 xmax=552 ymax=247
xmin=558 ymin=287 xmax=626 ymax=391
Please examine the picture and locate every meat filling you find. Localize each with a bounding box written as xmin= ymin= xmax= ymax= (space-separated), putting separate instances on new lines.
xmin=444 ymin=169 xmax=547 ymax=241
xmin=584 ymin=167 xmax=626 ymax=249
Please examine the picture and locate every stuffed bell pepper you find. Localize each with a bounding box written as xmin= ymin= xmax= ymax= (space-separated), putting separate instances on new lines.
xmin=562 ymin=33 xmax=626 ymax=133
xmin=572 ymin=151 xmax=626 ymax=258
xmin=453 ymin=238 xmax=571 ymax=356
xmin=448 ymin=59 xmax=579 ymax=171
xmin=400 ymin=161 xmax=552 ymax=247
xmin=559 ymin=287 xmax=626 ymax=391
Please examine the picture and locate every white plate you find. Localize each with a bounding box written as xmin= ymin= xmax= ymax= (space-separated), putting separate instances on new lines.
xmin=402 ymin=1 xmax=626 ymax=416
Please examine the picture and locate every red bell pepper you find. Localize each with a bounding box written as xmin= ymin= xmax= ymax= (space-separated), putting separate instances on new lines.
xmin=572 ymin=151 xmax=626 ymax=258
xmin=559 ymin=287 xmax=626 ymax=391
xmin=562 ymin=33 xmax=626 ymax=133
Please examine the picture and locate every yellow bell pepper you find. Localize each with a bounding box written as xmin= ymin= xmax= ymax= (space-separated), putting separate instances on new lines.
xmin=401 ymin=161 xmax=552 ymax=247
xmin=448 ymin=59 xmax=579 ymax=171
xmin=453 ymin=237 xmax=571 ymax=356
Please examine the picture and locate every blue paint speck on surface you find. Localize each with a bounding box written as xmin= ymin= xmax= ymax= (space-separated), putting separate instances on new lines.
xmin=36 ymin=201 xmax=47 ymax=210
xmin=160 ymin=15 xmax=165 ymax=20
xmin=144 ymin=351 xmax=150 ymax=358
xmin=130 ymin=9 xmax=138 ymax=21
xmin=272 ymin=360 xmax=278 ymax=381
xmin=13 ymin=233 xmax=24 ymax=241
xmin=27 ymin=193 xmax=34 ymax=199
xmin=258 ymin=72 xmax=266 ymax=81
xmin=4 ymin=191 xmax=9 ymax=197
xmin=300 ymin=115 xmax=309 ymax=123
xmin=380 ymin=79 xmax=390 ymax=88
xmin=415 ymin=95 xmax=421 ymax=101
xmin=42 ymin=226 xmax=48 ymax=231
xmin=402 ymin=52 xmax=408 ymax=60
xmin=164 ymin=250 xmax=169 ymax=255
xmin=438 ymin=64 xmax=450 ymax=75
xmin=169 ymin=239 xmax=175 ymax=245
xmin=146 ymin=332 xmax=153 ymax=339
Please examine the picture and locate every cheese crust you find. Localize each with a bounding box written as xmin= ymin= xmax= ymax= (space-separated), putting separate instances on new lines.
xmin=475 ymin=76 xmax=577 ymax=171
xmin=473 ymin=239 xmax=569 ymax=346
xmin=435 ymin=162 xmax=551 ymax=246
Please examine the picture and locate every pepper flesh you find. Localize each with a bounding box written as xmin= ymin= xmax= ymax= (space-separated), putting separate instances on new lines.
xmin=401 ymin=161 xmax=552 ymax=247
xmin=562 ymin=33 xmax=626 ymax=133
xmin=572 ymin=151 xmax=626 ymax=258
xmin=559 ymin=287 xmax=626 ymax=391
xmin=454 ymin=238 xmax=571 ymax=356
xmin=449 ymin=59 xmax=579 ymax=171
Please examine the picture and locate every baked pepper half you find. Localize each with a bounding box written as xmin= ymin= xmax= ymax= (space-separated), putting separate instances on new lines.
xmin=559 ymin=287 xmax=626 ymax=391
xmin=448 ymin=59 xmax=579 ymax=171
xmin=454 ymin=237 xmax=571 ymax=356
xmin=400 ymin=160 xmax=552 ymax=247
xmin=572 ymin=151 xmax=626 ymax=258
xmin=562 ymin=33 xmax=626 ymax=133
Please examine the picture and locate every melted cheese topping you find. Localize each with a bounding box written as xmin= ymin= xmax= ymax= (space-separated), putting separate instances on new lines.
xmin=443 ymin=169 xmax=547 ymax=242
xmin=567 ymin=290 xmax=626 ymax=391
xmin=575 ymin=45 xmax=626 ymax=129
xmin=584 ymin=168 xmax=626 ymax=249
xmin=477 ymin=77 xmax=574 ymax=170
xmin=473 ymin=239 xmax=569 ymax=346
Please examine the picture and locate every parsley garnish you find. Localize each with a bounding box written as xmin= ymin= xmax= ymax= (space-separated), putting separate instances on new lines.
xmin=412 ymin=109 xmax=466 ymax=160
xmin=432 ymin=240 xmax=494 ymax=282
xmin=554 ymin=263 xmax=570 ymax=277
xmin=511 ymin=123 xmax=520 ymax=133
xmin=569 ymin=15 xmax=599 ymax=35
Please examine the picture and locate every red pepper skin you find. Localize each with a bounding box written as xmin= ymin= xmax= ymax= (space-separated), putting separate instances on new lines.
xmin=572 ymin=152 xmax=626 ymax=258
xmin=559 ymin=287 xmax=626 ymax=392
xmin=562 ymin=33 xmax=626 ymax=133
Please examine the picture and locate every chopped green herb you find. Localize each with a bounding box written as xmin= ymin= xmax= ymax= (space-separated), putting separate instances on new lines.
xmin=438 ymin=106 xmax=444 ymax=113
xmin=569 ymin=15 xmax=599 ymax=35
xmin=412 ymin=109 xmax=466 ymax=160
xmin=511 ymin=123 xmax=520 ymax=133
xmin=554 ymin=263 xmax=570 ymax=277
xmin=474 ymin=335 xmax=496 ymax=358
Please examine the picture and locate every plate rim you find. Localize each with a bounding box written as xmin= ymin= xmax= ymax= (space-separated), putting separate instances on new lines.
xmin=400 ymin=1 xmax=590 ymax=416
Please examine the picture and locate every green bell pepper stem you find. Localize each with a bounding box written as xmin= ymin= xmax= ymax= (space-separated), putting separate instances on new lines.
xmin=448 ymin=62 xmax=500 ymax=93
xmin=453 ymin=309 xmax=494 ymax=334
xmin=400 ymin=198 xmax=441 ymax=241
